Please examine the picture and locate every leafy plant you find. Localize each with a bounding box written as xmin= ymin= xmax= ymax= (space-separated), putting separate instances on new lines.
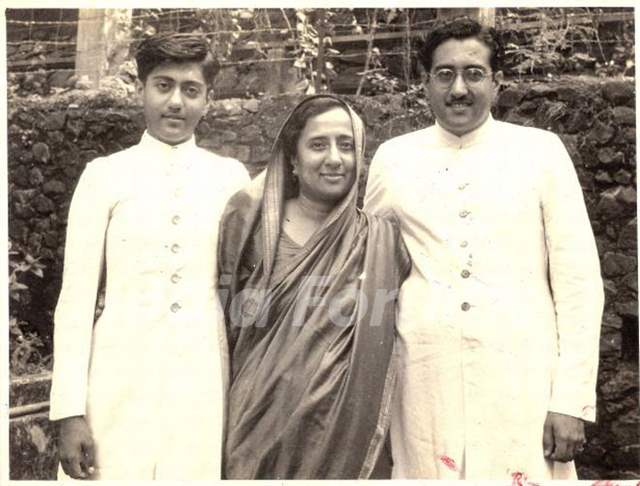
xmin=356 ymin=8 xmax=411 ymax=95
xmin=9 ymin=240 xmax=50 ymax=376
xmin=501 ymin=7 xmax=633 ymax=78
xmin=131 ymin=8 xmax=248 ymax=60
xmin=503 ymin=10 xmax=572 ymax=75
xmin=366 ymin=67 xmax=401 ymax=94
xmin=10 ymin=316 xmax=51 ymax=376
xmin=403 ymin=83 xmax=431 ymax=113
xmin=293 ymin=9 xmax=339 ymax=94
xmin=9 ymin=240 xmax=45 ymax=303
xmin=594 ymin=17 xmax=635 ymax=77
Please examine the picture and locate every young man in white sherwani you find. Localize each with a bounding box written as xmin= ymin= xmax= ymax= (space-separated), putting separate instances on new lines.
xmin=364 ymin=18 xmax=604 ymax=480
xmin=48 ymin=34 xmax=249 ymax=479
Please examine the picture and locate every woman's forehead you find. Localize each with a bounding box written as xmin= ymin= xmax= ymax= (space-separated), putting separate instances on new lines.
xmin=303 ymin=107 xmax=352 ymax=132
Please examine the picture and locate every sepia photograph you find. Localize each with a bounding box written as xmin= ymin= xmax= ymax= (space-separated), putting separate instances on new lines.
xmin=5 ymin=5 xmax=638 ymax=482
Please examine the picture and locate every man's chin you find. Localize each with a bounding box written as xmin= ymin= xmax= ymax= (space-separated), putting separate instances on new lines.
xmin=444 ymin=106 xmax=473 ymax=121
xmin=441 ymin=119 xmax=474 ymax=135
xmin=149 ymin=129 xmax=191 ymax=146
xmin=439 ymin=112 xmax=490 ymax=136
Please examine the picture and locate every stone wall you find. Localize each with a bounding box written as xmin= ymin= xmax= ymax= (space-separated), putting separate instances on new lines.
xmin=8 ymin=78 xmax=637 ymax=479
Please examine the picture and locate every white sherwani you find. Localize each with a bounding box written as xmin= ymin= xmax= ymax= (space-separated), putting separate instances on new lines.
xmin=49 ymin=132 xmax=249 ymax=479
xmin=364 ymin=116 xmax=604 ymax=480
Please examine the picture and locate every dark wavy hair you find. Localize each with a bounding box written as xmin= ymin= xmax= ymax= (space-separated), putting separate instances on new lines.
xmin=417 ymin=17 xmax=503 ymax=73
xmin=135 ymin=33 xmax=220 ymax=86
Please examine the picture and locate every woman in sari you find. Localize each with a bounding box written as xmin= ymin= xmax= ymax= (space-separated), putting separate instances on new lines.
xmin=218 ymin=94 xmax=410 ymax=479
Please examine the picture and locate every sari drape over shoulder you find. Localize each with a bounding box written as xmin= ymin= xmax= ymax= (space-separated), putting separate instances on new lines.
xmin=218 ymin=95 xmax=410 ymax=479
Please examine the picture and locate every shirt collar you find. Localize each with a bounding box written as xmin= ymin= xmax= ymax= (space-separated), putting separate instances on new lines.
xmin=139 ymin=131 xmax=197 ymax=155
xmin=434 ymin=114 xmax=495 ymax=149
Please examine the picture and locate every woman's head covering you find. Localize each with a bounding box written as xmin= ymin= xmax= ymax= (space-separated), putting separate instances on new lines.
xmin=218 ymin=95 xmax=369 ymax=329
xmin=261 ymin=94 xmax=366 ymax=280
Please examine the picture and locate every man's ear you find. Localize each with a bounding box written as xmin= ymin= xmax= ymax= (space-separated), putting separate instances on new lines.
xmin=493 ymin=71 xmax=504 ymax=95
xmin=200 ymin=88 xmax=212 ymax=119
xmin=136 ymin=79 xmax=144 ymax=99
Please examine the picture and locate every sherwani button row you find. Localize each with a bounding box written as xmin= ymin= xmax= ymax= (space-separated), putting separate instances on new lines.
xmin=171 ymin=215 xmax=181 ymax=225
xmin=362 ymin=114 xmax=605 ymax=479
xmin=461 ymin=269 xmax=471 ymax=279
xmin=48 ymin=130 xmax=252 ymax=480
xmin=170 ymin=273 xmax=181 ymax=284
xmin=171 ymin=243 xmax=180 ymax=253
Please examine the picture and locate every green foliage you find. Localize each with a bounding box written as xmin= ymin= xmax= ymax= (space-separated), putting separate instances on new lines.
xmin=132 ymin=8 xmax=251 ymax=60
xmin=356 ymin=8 xmax=413 ymax=95
xmin=9 ymin=317 xmax=50 ymax=377
xmin=293 ymin=9 xmax=325 ymax=93
xmin=9 ymin=241 xmax=45 ymax=303
xmin=359 ymin=46 xmax=401 ymax=95
xmin=9 ymin=241 xmax=51 ymax=376
xmin=365 ymin=68 xmax=400 ymax=94
xmin=293 ymin=9 xmax=345 ymax=93
xmin=501 ymin=8 xmax=634 ymax=77
xmin=595 ymin=23 xmax=635 ymax=77
xmin=402 ymin=84 xmax=431 ymax=111
xmin=130 ymin=8 xmax=351 ymax=94
xmin=8 ymin=8 xmax=634 ymax=100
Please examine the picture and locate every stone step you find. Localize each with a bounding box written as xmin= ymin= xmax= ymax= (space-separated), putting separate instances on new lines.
xmin=9 ymin=412 xmax=58 ymax=480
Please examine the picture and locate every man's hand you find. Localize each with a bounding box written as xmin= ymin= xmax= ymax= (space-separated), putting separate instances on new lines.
xmin=58 ymin=416 xmax=96 ymax=479
xmin=543 ymin=411 xmax=586 ymax=462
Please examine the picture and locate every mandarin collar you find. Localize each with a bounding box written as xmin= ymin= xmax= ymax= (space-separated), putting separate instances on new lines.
xmin=138 ymin=131 xmax=197 ymax=156
xmin=434 ymin=115 xmax=495 ymax=149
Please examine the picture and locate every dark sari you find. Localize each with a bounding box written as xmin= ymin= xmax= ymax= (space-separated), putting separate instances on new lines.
xmin=218 ymin=95 xmax=410 ymax=479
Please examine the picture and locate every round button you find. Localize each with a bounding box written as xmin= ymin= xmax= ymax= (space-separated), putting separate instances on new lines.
xmin=582 ymin=405 xmax=594 ymax=418
xmin=171 ymin=215 xmax=181 ymax=225
xmin=170 ymin=302 xmax=181 ymax=313
xmin=460 ymin=241 xmax=468 ymax=248
xmin=171 ymin=243 xmax=180 ymax=253
xmin=458 ymin=183 xmax=468 ymax=191
xmin=171 ymin=273 xmax=181 ymax=284
xmin=459 ymin=210 xmax=470 ymax=218
xmin=461 ymin=269 xmax=471 ymax=279
xmin=461 ymin=302 xmax=471 ymax=311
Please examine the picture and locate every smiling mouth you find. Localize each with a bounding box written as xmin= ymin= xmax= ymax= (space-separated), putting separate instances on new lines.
xmin=321 ymin=174 xmax=345 ymax=180
xmin=163 ymin=115 xmax=185 ymax=121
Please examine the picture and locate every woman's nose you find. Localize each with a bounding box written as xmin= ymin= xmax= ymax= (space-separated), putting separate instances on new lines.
xmin=325 ymin=143 xmax=342 ymax=164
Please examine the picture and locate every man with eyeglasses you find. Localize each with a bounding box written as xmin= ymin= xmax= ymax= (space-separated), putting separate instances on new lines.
xmin=364 ymin=17 xmax=603 ymax=480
